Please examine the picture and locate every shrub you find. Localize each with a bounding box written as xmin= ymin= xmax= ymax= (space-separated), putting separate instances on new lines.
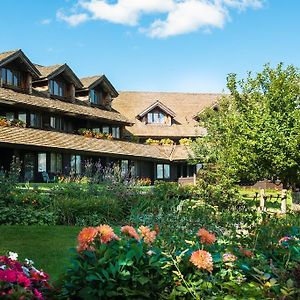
xmin=0 ymin=252 xmax=54 ymax=299
xmin=60 ymin=225 xmax=168 ymax=299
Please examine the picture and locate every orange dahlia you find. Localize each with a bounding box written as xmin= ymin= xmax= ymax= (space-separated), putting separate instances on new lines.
xmin=138 ymin=226 xmax=157 ymax=244
xmin=77 ymin=227 xmax=98 ymax=252
xmin=96 ymin=224 xmax=119 ymax=244
xmin=197 ymin=228 xmax=216 ymax=245
xmin=239 ymin=247 xmax=254 ymax=258
xmin=121 ymin=225 xmax=140 ymax=241
xmin=190 ymin=250 xmax=213 ymax=273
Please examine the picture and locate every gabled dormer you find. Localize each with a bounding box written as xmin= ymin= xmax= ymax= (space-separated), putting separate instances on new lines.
xmin=137 ymin=101 xmax=176 ymax=126
xmin=76 ymin=75 xmax=119 ymax=111
xmin=0 ymin=49 xmax=40 ymax=93
xmin=32 ymin=64 xmax=83 ymax=102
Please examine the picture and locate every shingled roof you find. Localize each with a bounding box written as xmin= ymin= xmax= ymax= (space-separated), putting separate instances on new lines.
xmin=0 ymin=50 xmax=19 ymax=62
xmin=0 ymin=49 xmax=41 ymax=78
xmin=80 ymin=75 xmax=119 ymax=98
xmin=0 ymin=127 xmax=189 ymax=161
xmin=0 ymin=87 xmax=132 ymax=125
xmin=34 ymin=64 xmax=83 ymax=88
xmin=113 ymin=91 xmax=221 ymax=138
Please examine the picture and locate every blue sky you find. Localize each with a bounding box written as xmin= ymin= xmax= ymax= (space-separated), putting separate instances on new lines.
xmin=1 ymin=0 xmax=299 ymax=93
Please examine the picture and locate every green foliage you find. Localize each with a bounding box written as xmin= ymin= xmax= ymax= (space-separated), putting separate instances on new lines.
xmin=51 ymin=182 xmax=141 ymax=226
xmin=192 ymin=64 xmax=300 ymax=189
xmin=60 ymin=230 xmax=168 ymax=299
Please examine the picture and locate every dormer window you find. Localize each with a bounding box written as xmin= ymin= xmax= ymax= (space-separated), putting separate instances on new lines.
xmin=137 ymin=101 xmax=176 ymax=126
xmin=147 ymin=111 xmax=165 ymax=124
xmin=49 ymin=80 xmax=65 ymax=97
xmin=90 ymin=89 xmax=102 ymax=105
xmin=1 ymin=68 xmax=21 ymax=87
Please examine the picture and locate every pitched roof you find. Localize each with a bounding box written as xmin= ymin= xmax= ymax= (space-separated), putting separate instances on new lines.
xmin=80 ymin=75 xmax=104 ymax=88
xmin=0 ymin=49 xmax=41 ymax=78
xmin=80 ymin=75 xmax=119 ymax=98
xmin=34 ymin=64 xmax=83 ymax=89
xmin=113 ymin=91 xmax=221 ymax=138
xmin=0 ymin=50 xmax=19 ymax=62
xmin=137 ymin=100 xmax=176 ymax=118
xmin=0 ymin=127 xmax=189 ymax=161
xmin=0 ymin=87 xmax=132 ymax=125
xmin=34 ymin=64 xmax=63 ymax=78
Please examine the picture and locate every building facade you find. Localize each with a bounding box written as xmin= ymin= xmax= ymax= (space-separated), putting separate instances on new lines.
xmin=0 ymin=49 xmax=220 ymax=182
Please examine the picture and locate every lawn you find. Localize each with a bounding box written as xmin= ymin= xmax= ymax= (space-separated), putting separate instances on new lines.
xmin=0 ymin=225 xmax=81 ymax=281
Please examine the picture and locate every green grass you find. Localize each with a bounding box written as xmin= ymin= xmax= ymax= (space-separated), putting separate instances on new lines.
xmin=0 ymin=226 xmax=81 ymax=281
xmin=239 ymin=187 xmax=293 ymax=211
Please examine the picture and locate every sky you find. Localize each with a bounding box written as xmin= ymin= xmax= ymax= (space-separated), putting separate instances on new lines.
xmin=1 ymin=0 xmax=300 ymax=93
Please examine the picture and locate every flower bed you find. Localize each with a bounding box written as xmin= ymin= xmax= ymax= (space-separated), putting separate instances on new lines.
xmin=0 ymin=252 xmax=53 ymax=299
xmin=59 ymin=223 xmax=300 ymax=299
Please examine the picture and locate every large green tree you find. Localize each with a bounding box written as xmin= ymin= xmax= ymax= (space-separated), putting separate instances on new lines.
xmin=192 ymin=64 xmax=300 ymax=189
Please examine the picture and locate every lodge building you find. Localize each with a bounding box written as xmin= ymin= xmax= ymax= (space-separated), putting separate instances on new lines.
xmin=0 ymin=49 xmax=220 ymax=182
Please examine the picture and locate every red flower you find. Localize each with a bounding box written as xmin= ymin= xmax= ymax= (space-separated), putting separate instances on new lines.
xmin=0 ymin=269 xmax=17 ymax=282
xmin=17 ymin=273 xmax=31 ymax=287
xmin=34 ymin=289 xmax=44 ymax=300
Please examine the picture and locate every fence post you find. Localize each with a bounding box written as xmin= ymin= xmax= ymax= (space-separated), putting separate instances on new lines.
xmin=281 ymin=189 xmax=287 ymax=214
xmin=259 ymin=189 xmax=265 ymax=211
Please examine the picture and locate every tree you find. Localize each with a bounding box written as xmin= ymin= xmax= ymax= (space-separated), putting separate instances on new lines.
xmin=192 ymin=64 xmax=300 ymax=190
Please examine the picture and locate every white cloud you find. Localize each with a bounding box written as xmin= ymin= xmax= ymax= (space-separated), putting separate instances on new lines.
xmin=80 ymin=0 xmax=175 ymax=26
xmin=144 ymin=1 xmax=226 ymax=38
xmin=57 ymin=0 xmax=264 ymax=37
xmin=57 ymin=10 xmax=89 ymax=26
xmin=40 ymin=18 xmax=52 ymax=25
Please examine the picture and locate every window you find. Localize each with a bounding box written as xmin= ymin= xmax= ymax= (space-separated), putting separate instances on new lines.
xmin=1 ymin=68 xmax=21 ymax=87
xmin=156 ymin=163 xmax=170 ymax=179
xmin=147 ymin=111 xmax=165 ymax=124
xmin=24 ymin=153 xmax=35 ymax=181
xmin=90 ymin=89 xmax=102 ymax=105
xmin=112 ymin=126 xmax=120 ymax=138
xmin=50 ymin=116 xmax=62 ymax=130
xmin=92 ymin=128 xmax=101 ymax=133
xmin=18 ymin=112 xmax=27 ymax=124
xmin=102 ymin=126 xmax=110 ymax=134
xmin=30 ymin=113 xmax=41 ymax=128
xmin=38 ymin=153 xmax=47 ymax=172
xmin=50 ymin=153 xmax=62 ymax=173
xmin=49 ymin=80 xmax=65 ymax=97
xmin=121 ymin=160 xmax=129 ymax=176
xmin=70 ymin=155 xmax=81 ymax=175
xmin=6 ymin=112 xmax=14 ymax=121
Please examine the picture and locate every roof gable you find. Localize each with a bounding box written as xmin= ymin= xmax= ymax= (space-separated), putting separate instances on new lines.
xmin=0 ymin=49 xmax=41 ymax=78
xmin=35 ymin=63 xmax=83 ymax=88
xmin=137 ymin=100 xmax=176 ymax=119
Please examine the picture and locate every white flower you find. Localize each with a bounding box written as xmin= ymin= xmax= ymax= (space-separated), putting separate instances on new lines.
xmin=25 ymin=258 xmax=34 ymax=266
xmin=0 ymin=265 xmax=6 ymax=270
xmin=8 ymin=252 xmax=18 ymax=261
